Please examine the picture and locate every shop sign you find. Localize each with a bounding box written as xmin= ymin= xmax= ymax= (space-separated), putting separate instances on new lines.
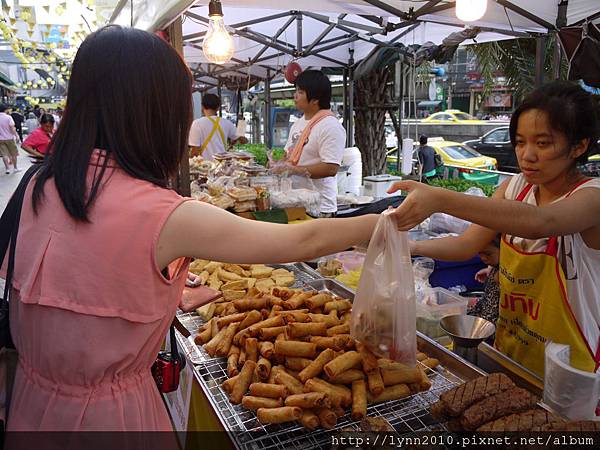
xmin=484 ymin=93 xmax=512 ymax=107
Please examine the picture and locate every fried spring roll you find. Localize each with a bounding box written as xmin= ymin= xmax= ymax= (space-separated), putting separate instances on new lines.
xmin=326 ymin=323 xmax=351 ymax=336
xmin=356 ymin=341 xmax=379 ymax=374
xmin=203 ymin=326 xmax=228 ymax=357
xmin=308 ymin=313 xmax=339 ymax=327
xmin=286 ymin=322 xmax=327 ymax=338
xmin=194 ymin=326 xmax=212 ymax=345
xmin=233 ymin=297 xmax=268 ymax=311
xmin=327 ymin=369 xmax=365 ymax=384
xmin=421 ymin=358 xmax=440 ymax=369
xmin=274 ymin=340 xmax=317 ymax=358
xmin=268 ymin=304 xmax=284 ymax=318
xmin=210 ymin=318 xmax=219 ymax=338
xmin=256 ymin=357 xmax=272 ymax=380
xmin=367 ymin=383 xmax=411 ymax=404
xmin=285 ymin=392 xmax=329 ymax=409
xmin=217 ymin=312 xmax=247 ymax=328
xmin=238 ymin=310 xmax=262 ymax=331
xmin=260 ymin=309 xmax=270 ymax=319
xmin=249 ymin=382 xmax=287 ymax=399
xmin=304 ymin=378 xmax=351 ymax=407
xmin=416 ymin=352 xmax=428 ymax=361
xmin=223 ymin=304 xmax=238 ymax=316
xmin=233 ymin=329 xmax=250 ymax=347
xmin=298 ymin=348 xmax=336 ymax=383
xmin=238 ymin=347 xmax=246 ymax=367
xmin=367 ymin=370 xmax=385 ymax=396
xmin=258 ymin=341 xmax=275 ymax=359
xmin=310 ymin=336 xmax=348 ymax=351
xmin=215 ymin=322 xmax=239 ymax=357
xmin=300 ymin=410 xmax=320 ymax=431
xmin=258 ymin=326 xmax=287 ymax=340
xmin=315 ymin=408 xmax=337 ymax=429
xmin=229 ymin=360 xmax=257 ymax=404
xmin=305 ymin=293 xmax=333 ymax=310
xmin=381 ymin=366 xmax=422 ymax=386
xmin=281 ymin=312 xmax=310 ymax=324
xmin=247 ymin=316 xmax=285 ymax=336
xmin=285 ymin=357 xmax=313 ymax=371
xmin=241 ymin=396 xmax=283 ymax=410
xmin=227 ymin=346 xmax=240 ymax=377
xmin=323 ymin=300 xmax=352 ymax=313
xmin=221 ymin=375 xmax=239 ymax=395
xmin=332 ymin=405 xmax=346 ymax=418
xmin=284 ymin=291 xmax=313 ymax=310
xmin=257 ymin=406 xmax=302 ymax=424
xmin=244 ymin=337 xmax=258 ymax=363
xmin=274 ymin=371 xmax=305 ymax=395
xmin=323 ymin=351 xmax=362 ymax=379
xmin=341 ymin=312 xmax=351 ymax=324
xmin=351 ymin=379 xmax=367 ymax=421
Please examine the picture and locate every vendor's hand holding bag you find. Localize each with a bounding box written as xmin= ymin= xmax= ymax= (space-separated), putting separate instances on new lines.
xmin=0 ymin=164 xmax=42 ymax=431
xmin=350 ymin=209 xmax=417 ymax=364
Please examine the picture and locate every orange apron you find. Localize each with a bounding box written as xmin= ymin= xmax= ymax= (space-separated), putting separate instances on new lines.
xmin=495 ymin=182 xmax=600 ymax=377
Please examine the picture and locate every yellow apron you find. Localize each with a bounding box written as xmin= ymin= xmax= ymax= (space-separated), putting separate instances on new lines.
xmin=495 ymin=182 xmax=599 ymax=377
xmin=199 ymin=117 xmax=226 ymax=156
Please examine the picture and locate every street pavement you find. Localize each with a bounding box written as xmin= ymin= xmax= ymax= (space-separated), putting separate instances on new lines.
xmin=0 ymin=154 xmax=33 ymax=292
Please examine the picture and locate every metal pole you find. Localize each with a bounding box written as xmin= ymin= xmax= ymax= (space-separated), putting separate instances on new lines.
xmin=217 ymin=81 xmax=222 ymax=117
xmin=535 ymin=36 xmax=545 ymax=87
xmin=264 ymin=70 xmax=272 ymax=148
xmin=296 ymin=12 xmax=303 ymax=56
xmin=342 ymin=68 xmax=348 ymax=138
xmin=396 ymin=61 xmax=403 ymax=173
xmin=347 ymin=49 xmax=355 ymax=147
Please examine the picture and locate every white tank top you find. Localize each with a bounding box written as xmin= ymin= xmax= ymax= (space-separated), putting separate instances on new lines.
xmin=505 ymin=174 xmax=600 ymax=352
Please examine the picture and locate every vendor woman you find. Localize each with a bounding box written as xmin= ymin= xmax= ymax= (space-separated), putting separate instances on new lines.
xmin=390 ymin=81 xmax=600 ymax=377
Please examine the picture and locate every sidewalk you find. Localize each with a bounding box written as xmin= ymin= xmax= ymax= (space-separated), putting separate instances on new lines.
xmin=0 ymin=154 xmax=33 ymax=291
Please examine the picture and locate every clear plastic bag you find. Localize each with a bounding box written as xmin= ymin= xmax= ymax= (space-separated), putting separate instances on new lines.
xmin=350 ymin=210 xmax=417 ymax=364
xmin=429 ymin=187 xmax=486 ymax=234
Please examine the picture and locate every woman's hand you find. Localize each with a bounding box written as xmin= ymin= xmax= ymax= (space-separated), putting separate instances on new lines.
xmin=475 ymin=266 xmax=493 ymax=283
xmin=387 ymin=181 xmax=446 ymax=231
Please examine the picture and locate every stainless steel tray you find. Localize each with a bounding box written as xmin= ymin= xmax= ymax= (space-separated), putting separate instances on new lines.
xmin=303 ymin=278 xmax=355 ymax=299
xmin=184 ymin=263 xmax=490 ymax=449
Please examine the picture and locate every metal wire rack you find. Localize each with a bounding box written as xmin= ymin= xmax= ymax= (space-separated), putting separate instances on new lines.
xmin=195 ymin=356 xmax=464 ymax=450
xmin=179 ymin=263 xmax=469 ymax=450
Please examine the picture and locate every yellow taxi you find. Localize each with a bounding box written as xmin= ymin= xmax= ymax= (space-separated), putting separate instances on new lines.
xmin=422 ymin=110 xmax=486 ymax=124
xmin=428 ymin=138 xmax=498 ymax=183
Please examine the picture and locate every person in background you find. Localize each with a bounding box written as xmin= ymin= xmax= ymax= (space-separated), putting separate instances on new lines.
xmin=0 ymin=103 xmax=20 ymax=174
xmin=277 ymin=70 xmax=346 ymax=217
xmin=33 ymin=105 xmax=41 ymax=119
xmin=21 ymin=113 xmax=55 ymax=158
xmin=24 ymin=112 xmax=38 ymax=137
xmin=188 ymin=93 xmax=247 ymax=160
xmin=10 ymin=107 xmax=24 ymax=141
xmin=417 ymin=135 xmax=438 ymax=182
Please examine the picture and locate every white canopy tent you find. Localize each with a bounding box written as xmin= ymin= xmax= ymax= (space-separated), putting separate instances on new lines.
xmin=110 ymin=0 xmax=600 ymax=86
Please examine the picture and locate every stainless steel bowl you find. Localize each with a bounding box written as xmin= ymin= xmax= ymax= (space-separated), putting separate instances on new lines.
xmin=440 ymin=314 xmax=496 ymax=348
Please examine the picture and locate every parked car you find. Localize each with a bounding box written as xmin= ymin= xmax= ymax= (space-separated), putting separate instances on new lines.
xmin=463 ymin=126 xmax=518 ymax=172
xmin=582 ymin=154 xmax=600 ymax=177
xmin=421 ymin=110 xmax=485 ymax=124
xmin=386 ymin=138 xmax=498 ymax=184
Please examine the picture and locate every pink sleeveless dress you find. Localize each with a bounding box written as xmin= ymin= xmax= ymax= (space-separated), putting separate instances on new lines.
xmin=6 ymin=152 xmax=190 ymax=431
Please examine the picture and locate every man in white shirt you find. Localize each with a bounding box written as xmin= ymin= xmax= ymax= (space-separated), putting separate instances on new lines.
xmin=281 ymin=70 xmax=346 ymax=217
xmin=0 ymin=104 xmax=20 ymax=174
xmin=188 ymin=94 xmax=247 ymax=160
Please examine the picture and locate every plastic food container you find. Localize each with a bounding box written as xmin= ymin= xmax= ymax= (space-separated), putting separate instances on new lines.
xmin=416 ymin=287 xmax=469 ymax=340
xmin=335 ymin=251 xmax=366 ymax=273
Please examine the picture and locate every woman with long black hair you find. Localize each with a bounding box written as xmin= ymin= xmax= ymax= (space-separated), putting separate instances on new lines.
xmin=4 ymin=26 xmax=378 ymax=431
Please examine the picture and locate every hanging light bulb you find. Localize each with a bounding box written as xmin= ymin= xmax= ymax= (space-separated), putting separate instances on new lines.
xmin=202 ymin=0 xmax=234 ymax=65
xmin=455 ymin=0 xmax=487 ymax=22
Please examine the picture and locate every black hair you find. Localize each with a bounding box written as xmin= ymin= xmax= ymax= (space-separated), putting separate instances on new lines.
xmin=40 ymin=113 xmax=55 ymax=124
xmin=509 ymin=80 xmax=600 ymax=165
xmin=295 ymin=70 xmax=331 ymax=110
xmin=202 ymin=93 xmax=221 ymax=111
xmin=32 ymin=25 xmax=192 ymax=222
xmin=419 ymin=135 xmax=428 ymax=145
xmin=0 ymin=104 xmax=7 ymax=113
